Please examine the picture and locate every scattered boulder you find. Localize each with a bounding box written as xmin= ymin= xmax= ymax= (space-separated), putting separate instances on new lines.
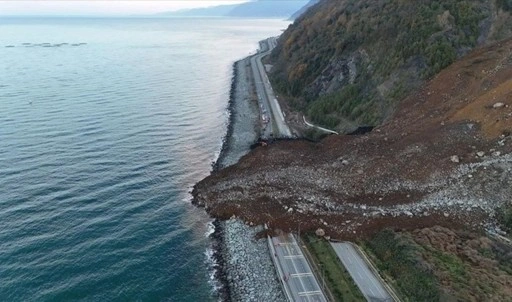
xmin=450 ymin=155 xmax=460 ymax=163
xmin=493 ymin=102 xmax=505 ymax=109
xmin=315 ymin=228 xmax=326 ymax=237
xmin=476 ymin=151 xmax=485 ymax=157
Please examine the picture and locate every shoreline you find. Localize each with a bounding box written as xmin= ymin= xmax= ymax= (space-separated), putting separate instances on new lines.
xmin=206 ymin=61 xmax=240 ymax=302
xmin=211 ymin=63 xmax=240 ymax=173
xmin=200 ymin=57 xmax=284 ymax=301
xmin=206 ymin=62 xmax=239 ymax=302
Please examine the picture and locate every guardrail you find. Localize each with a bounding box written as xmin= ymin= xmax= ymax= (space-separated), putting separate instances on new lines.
xmin=303 ymin=115 xmax=338 ymax=135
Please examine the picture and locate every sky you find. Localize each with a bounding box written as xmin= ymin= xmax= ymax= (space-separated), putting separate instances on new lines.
xmin=0 ymin=1 xmax=250 ymax=16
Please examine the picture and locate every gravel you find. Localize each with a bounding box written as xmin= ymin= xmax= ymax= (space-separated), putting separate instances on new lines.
xmin=223 ymin=219 xmax=285 ymax=301
xmin=209 ymin=58 xmax=285 ymax=301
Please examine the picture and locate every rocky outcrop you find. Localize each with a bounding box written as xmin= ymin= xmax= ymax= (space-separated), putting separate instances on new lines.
xmin=305 ymin=55 xmax=359 ymax=99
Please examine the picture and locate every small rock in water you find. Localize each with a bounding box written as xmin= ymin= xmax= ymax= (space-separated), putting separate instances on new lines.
xmin=444 ymin=212 xmax=450 ymax=217
xmin=476 ymin=151 xmax=485 ymax=157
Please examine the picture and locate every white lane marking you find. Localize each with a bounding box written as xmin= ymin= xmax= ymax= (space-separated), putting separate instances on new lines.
xmin=274 ymin=234 xmax=326 ymax=302
xmin=290 ymin=254 xmax=308 ymax=292
xmin=284 ymin=255 xmax=305 ymax=259
xmin=298 ymin=290 xmax=322 ymax=296
xmin=291 ymin=273 xmax=313 ymax=277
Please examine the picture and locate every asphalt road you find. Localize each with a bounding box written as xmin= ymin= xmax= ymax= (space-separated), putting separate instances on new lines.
xmin=269 ymin=234 xmax=327 ymax=302
xmin=331 ymin=242 xmax=394 ymax=302
xmin=250 ymin=49 xmax=273 ymax=138
xmin=251 ymin=38 xmax=292 ymax=138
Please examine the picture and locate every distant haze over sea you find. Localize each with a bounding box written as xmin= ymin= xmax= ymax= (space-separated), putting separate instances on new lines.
xmin=159 ymin=0 xmax=312 ymax=19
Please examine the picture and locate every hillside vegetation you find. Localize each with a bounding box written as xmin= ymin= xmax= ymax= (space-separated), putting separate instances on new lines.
xmin=270 ymin=0 xmax=512 ymax=131
xmin=364 ymin=228 xmax=512 ymax=301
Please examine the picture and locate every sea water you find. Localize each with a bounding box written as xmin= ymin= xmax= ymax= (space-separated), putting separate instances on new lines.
xmin=0 ymin=17 xmax=288 ymax=301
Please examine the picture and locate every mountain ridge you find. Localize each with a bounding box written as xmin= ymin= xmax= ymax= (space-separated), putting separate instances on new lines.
xmin=160 ymin=0 xmax=310 ymax=19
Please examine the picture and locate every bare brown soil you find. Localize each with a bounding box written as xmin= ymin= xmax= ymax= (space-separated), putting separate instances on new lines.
xmin=193 ymin=39 xmax=512 ymax=239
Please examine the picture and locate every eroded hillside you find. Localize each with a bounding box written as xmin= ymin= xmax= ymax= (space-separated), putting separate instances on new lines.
xmin=193 ymin=38 xmax=512 ymax=239
xmin=269 ymin=0 xmax=512 ymax=132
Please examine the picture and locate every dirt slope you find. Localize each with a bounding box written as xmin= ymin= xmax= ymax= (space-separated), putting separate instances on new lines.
xmin=193 ymin=39 xmax=512 ymax=239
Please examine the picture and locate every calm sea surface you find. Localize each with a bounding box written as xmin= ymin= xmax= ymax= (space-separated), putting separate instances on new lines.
xmin=0 ymin=17 xmax=288 ymax=301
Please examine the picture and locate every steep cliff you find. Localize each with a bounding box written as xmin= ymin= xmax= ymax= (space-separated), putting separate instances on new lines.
xmin=269 ymin=0 xmax=512 ymax=132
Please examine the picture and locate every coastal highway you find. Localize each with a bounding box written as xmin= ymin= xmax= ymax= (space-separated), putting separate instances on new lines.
xmin=257 ymin=38 xmax=324 ymax=301
xmin=331 ymin=242 xmax=395 ymax=302
xmin=269 ymin=233 xmax=327 ymax=302
xmin=251 ymin=44 xmax=273 ymax=138
xmin=251 ymin=37 xmax=292 ymax=138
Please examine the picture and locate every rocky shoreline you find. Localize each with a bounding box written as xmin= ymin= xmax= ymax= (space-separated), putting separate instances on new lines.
xmin=202 ymin=58 xmax=284 ymax=301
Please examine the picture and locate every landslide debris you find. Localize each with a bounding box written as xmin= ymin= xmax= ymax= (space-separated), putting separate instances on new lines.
xmin=269 ymin=0 xmax=512 ymax=132
xmin=193 ymin=38 xmax=512 ymax=238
